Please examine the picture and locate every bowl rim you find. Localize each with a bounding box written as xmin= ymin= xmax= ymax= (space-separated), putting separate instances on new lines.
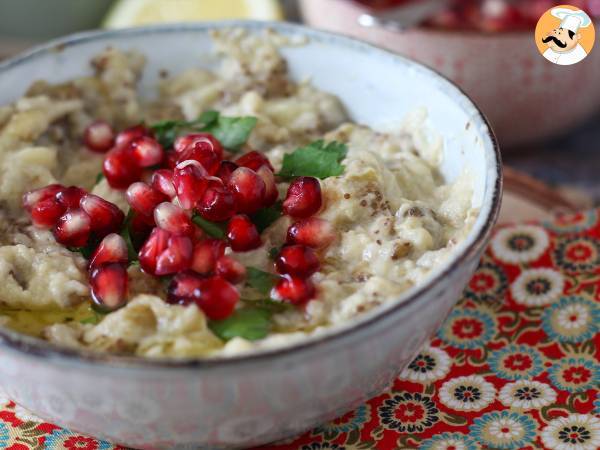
xmin=0 ymin=20 xmax=503 ymax=370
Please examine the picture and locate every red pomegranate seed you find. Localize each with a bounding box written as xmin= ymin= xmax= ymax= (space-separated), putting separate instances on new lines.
xmin=130 ymin=211 xmax=155 ymax=239
xmin=22 ymin=184 xmax=64 ymax=212
xmin=165 ymin=150 xmax=180 ymax=169
xmin=196 ymin=179 xmax=236 ymax=222
xmin=130 ymin=136 xmax=164 ymax=167
xmin=151 ymin=169 xmax=176 ymax=198
xmin=287 ymin=218 xmax=336 ymax=249
xmin=215 ymin=256 xmax=246 ymax=284
xmin=216 ymin=161 xmax=238 ymax=184
xmin=83 ymin=121 xmax=114 ymax=153
xmin=155 ymin=235 xmax=193 ymax=276
xmin=256 ymin=165 xmax=278 ymax=206
xmin=89 ymin=263 xmax=128 ymax=311
xmin=80 ymin=194 xmax=125 ymax=236
xmin=228 ymin=167 xmax=266 ymax=214
xmin=271 ymin=275 xmax=316 ymax=305
xmin=175 ymin=133 xmax=223 ymax=174
xmin=191 ymin=238 xmax=226 ymax=274
xmin=138 ymin=227 xmax=171 ymax=275
xmin=195 ymin=275 xmax=239 ymax=320
xmin=167 ymin=270 xmax=203 ymax=305
xmin=227 ymin=214 xmax=261 ymax=252
xmin=126 ymin=182 xmax=168 ymax=216
xmin=55 ymin=186 xmax=86 ymax=210
xmin=115 ymin=125 xmax=151 ymax=148
xmin=275 ymin=245 xmax=320 ymax=277
xmin=235 ymin=151 xmax=274 ymax=172
xmin=54 ymin=209 xmax=92 ymax=247
xmin=103 ymin=146 xmax=142 ymax=189
xmin=173 ymin=160 xmax=209 ymax=210
xmin=89 ymin=233 xmax=128 ymax=269
xmin=30 ymin=197 xmax=66 ymax=228
xmin=282 ymin=177 xmax=322 ymax=218
xmin=154 ymin=202 xmax=193 ymax=236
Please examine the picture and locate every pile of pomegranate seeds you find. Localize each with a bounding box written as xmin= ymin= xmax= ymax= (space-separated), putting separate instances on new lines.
xmin=23 ymin=119 xmax=340 ymax=325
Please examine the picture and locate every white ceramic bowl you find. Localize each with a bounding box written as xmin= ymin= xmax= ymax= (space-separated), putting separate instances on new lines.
xmin=300 ymin=0 xmax=600 ymax=147
xmin=0 ymin=22 xmax=501 ymax=449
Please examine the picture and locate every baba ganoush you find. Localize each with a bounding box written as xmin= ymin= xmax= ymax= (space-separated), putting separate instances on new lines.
xmin=0 ymin=30 xmax=475 ymax=358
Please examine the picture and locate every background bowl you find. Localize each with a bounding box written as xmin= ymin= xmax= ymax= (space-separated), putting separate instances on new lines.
xmin=0 ymin=21 xmax=501 ymax=449
xmin=300 ymin=0 xmax=600 ymax=148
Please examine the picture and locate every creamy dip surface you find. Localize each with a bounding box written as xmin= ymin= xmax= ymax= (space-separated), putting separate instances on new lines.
xmin=0 ymin=30 xmax=475 ymax=358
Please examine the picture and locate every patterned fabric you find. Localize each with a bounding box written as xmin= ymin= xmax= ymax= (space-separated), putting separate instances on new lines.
xmin=0 ymin=210 xmax=599 ymax=450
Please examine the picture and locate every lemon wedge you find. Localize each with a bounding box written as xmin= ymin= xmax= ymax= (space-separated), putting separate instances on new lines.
xmin=103 ymin=0 xmax=284 ymax=28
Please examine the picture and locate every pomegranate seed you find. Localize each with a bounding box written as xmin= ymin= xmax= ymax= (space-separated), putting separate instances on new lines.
xmin=196 ymin=179 xmax=236 ymax=222
xmin=167 ymin=270 xmax=203 ymax=305
xmin=282 ymin=177 xmax=322 ymax=218
xmin=256 ymin=165 xmax=278 ymax=206
xmin=55 ymin=186 xmax=86 ymax=210
xmin=80 ymin=194 xmax=125 ymax=236
xmin=154 ymin=202 xmax=193 ymax=236
xmin=235 ymin=151 xmax=274 ymax=172
xmin=191 ymin=238 xmax=226 ymax=274
xmin=173 ymin=160 xmax=209 ymax=210
xmin=89 ymin=263 xmax=128 ymax=311
xmin=126 ymin=182 xmax=168 ymax=216
xmin=151 ymin=169 xmax=176 ymax=198
xmin=165 ymin=150 xmax=180 ymax=169
xmin=83 ymin=121 xmax=114 ymax=153
xmin=115 ymin=125 xmax=151 ymax=148
xmin=130 ymin=136 xmax=164 ymax=167
xmin=216 ymin=161 xmax=238 ymax=184
xmin=138 ymin=227 xmax=171 ymax=275
xmin=30 ymin=197 xmax=66 ymax=228
xmin=175 ymin=134 xmax=223 ymax=175
xmin=271 ymin=275 xmax=316 ymax=305
xmin=54 ymin=209 xmax=92 ymax=247
xmin=228 ymin=167 xmax=266 ymax=214
xmin=103 ymin=146 xmax=142 ymax=189
xmin=275 ymin=245 xmax=320 ymax=277
xmin=89 ymin=233 xmax=128 ymax=269
xmin=155 ymin=235 xmax=193 ymax=276
xmin=195 ymin=275 xmax=239 ymax=320
xmin=130 ymin=211 xmax=155 ymax=239
xmin=216 ymin=256 xmax=246 ymax=284
xmin=227 ymin=214 xmax=261 ymax=252
xmin=287 ymin=218 xmax=336 ymax=249
xmin=23 ymin=184 xmax=64 ymax=212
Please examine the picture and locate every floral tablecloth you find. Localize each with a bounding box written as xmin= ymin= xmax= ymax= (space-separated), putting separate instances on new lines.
xmin=1 ymin=209 xmax=599 ymax=450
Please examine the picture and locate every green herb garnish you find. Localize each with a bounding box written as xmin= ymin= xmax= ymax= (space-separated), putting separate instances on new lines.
xmin=67 ymin=244 xmax=96 ymax=260
xmin=268 ymin=247 xmax=280 ymax=260
xmin=209 ymin=307 xmax=272 ymax=341
xmin=246 ymin=267 xmax=280 ymax=295
xmin=80 ymin=310 xmax=104 ymax=325
xmin=278 ymin=140 xmax=348 ymax=180
xmin=192 ymin=214 xmax=226 ymax=239
xmin=94 ymin=172 xmax=105 ymax=185
xmin=120 ymin=210 xmax=138 ymax=262
xmin=250 ymin=201 xmax=283 ymax=233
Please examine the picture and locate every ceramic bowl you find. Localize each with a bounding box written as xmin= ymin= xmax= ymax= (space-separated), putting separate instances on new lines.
xmin=300 ymin=0 xmax=600 ymax=148
xmin=0 ymin=22 xmax=501 ymax=449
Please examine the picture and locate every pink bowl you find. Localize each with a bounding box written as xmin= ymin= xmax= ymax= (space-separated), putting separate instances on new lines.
xmin=300 ymin=0 xmax=600 ymax=147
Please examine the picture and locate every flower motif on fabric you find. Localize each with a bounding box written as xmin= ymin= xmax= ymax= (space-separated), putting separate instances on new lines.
xmin=0 ymin=423 xmax=9 ymax=449
xmin=541 ymin=297 xmax=599 ymax=343
xmin=301 ymin=444 xmax=344 ymax=450
xmin=439 ymin=375 xmax=496 ymax=412
xmin=498 ymin=380 xmax=557 ymax=410
xmin=312 ymin=404 xmax=370 ymax=440
xmin=437 ymin=308 xmax=497 ymax=350
xmin=548 ymin=356 xmax=600 ymax=393
xmin=488 ymin=345 xmax=544 ymax=381
xmin=491 ymin=225 xmax=549 ymax=265
xmin=553 ymin=236 xmax=600 ymax=273
xmin=464 ymin=262 xmax=508 ymax=302
xmin=399 ymin=346 xmax=451 ymax=383
xmin=541 ymin=414 xmax=600 ymax=450
xmin=419 ymin=432 xmax=480 ymax=450
xmin=378 ymin=392 xmax=439 ymax=434
xmin=469 ymin=410 xmax=537 ymax=450
xmin=510 ymin=268 xmax=564 ymax=307
xmin=44 ymin=429 xmax=114 ymax=450
xmin=544 ymin=210 xmax=599 ymax=234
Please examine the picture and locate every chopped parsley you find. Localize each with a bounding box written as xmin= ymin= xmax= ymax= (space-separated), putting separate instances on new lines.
xmin=278 ymin=140 xmax=348 ymax=179
xmin=192 ymin=214 xmax=226 ymax=239
xmin=209 ymin=307 xmax=272 ymax=341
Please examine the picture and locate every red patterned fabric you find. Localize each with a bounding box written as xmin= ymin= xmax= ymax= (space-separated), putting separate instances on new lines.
xmin=1 ymin=210 xmax=599 ymax=449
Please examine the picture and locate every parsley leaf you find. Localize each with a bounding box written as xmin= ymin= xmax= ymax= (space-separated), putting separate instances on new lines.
xmin=250 ymin=201 xmax=282 ymax=233
xmin=120 ymin=210 xmax=139 ymax=262
xmin=192 ymin=214 xmax=226 ymax=239
xmin=95 ymin=172 xmax=105 ymax=185
xmin=279 ymin=140 xmax=348 ymax=179
xmin=209 ymin=307 xmax=271 ymax=341
xmin=80 ymin=310 xmax=105 ymax=325
xmin=246 ymin=267 xmax=280 ymax=295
